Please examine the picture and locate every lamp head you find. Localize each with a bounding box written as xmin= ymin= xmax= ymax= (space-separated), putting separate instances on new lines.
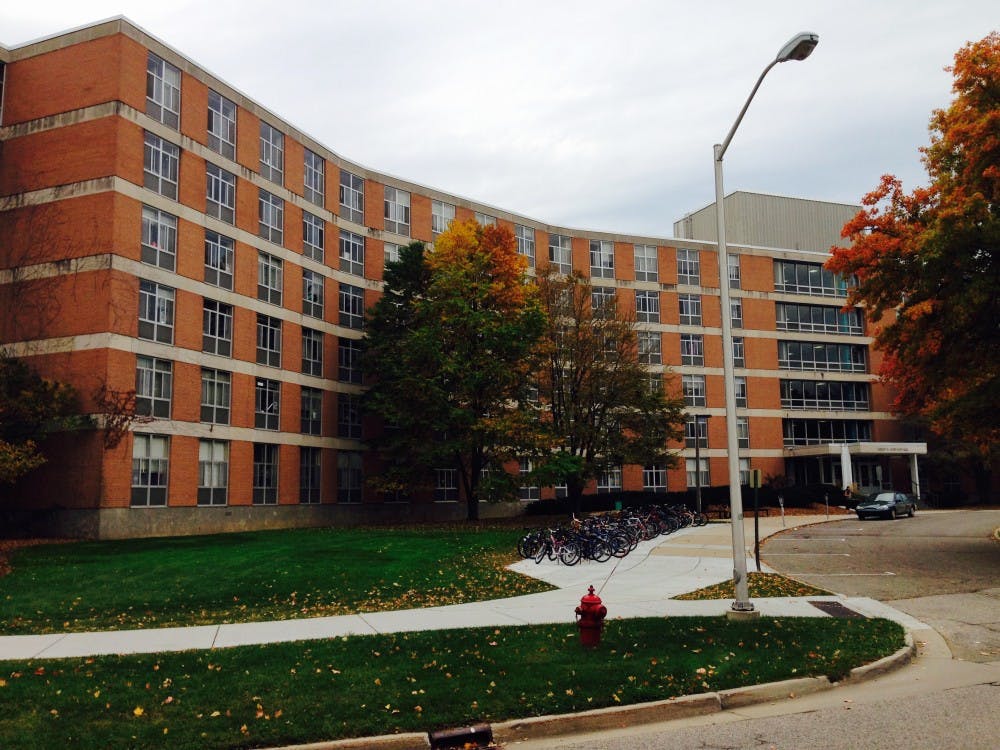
xmin=776 ymin=32 xmax=819 ymax=63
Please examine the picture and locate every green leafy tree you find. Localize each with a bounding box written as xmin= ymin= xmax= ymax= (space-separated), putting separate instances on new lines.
xmin=363 ymin=221 xmax=547 ymax=519
xmin=827 ymin=33 xmax=1000 ymax=451
xmin=533 ymin=269 xmax=686 ymax=513
xmin=0 ymin=355 xmax=84 ymax=484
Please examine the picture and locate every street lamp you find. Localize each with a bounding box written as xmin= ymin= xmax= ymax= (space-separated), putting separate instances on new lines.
xmin=714 ymin=32 xmax=818 ymax=616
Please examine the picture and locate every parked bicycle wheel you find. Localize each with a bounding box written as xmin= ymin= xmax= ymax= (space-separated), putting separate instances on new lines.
xmin=559 ymin=541 xmax=582 ymax=566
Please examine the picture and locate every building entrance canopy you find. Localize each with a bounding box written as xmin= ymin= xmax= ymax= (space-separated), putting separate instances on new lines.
xmin=784 ymin=442 xmax=928 ymax=497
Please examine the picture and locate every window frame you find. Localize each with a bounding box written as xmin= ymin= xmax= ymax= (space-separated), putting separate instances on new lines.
xmin=145 ymin=52 xmax=180 ymax=129
xmin=204 ymin=230 xmax=234 ymax=290
xmin=206 ymin=163 xmax=236 ymax=224
xmin=202 ymin=298 xmax=233 ymax=357
xmin=200 ymin=368 xmax=231 ymax=424
xmin=339 ymin=283 xmax=364 ymax=330
xmin=339 ymin=229 xmax=365 ymax=276
xmin=254 ymin=378 xmax=281 ymax=431
xmin=302 ymin=269 xmax=325 ymax=319
xmin=198 ymin=439 xmax=229 ymax=506
xmin=339 ymin=170 xmax=365 ymax=224
xmin=207 ymin=89 xmax=236 ymax=160
xmin=634 ymin=244 xmax=658 ymax=282
xmin=677 ymin=248 xmax=700 ymax=286
xmin=302 ymin=211 xmax=325 ymax=262
xmin=680 ymin=333 xmax=704 ymax=366
xmin=256 ymin=313 xmax=282 ymax=368
xmin=258 ymin=189 xmax=284 ymax=245
xmin=135 ymin=355 xmax=172 ymax=418
xmin=131 ymin=433 xmax=169 ymax=507
xmin=302 ymin=327 xmax=324 ymax=377
xmin=252 ymin=443 xmax=279 ymax=504
xmin=143 ymin=131 xmax=179 ymax=200
xmin=549 ymin=234 xmax=572 ymax=274
xmin=301 ymin=386 xmax=323 ymax=436
xmin=259 ymin=121 xmax=284 ymax=184
xmin=383 ymin=186 xmax=411 ymax=236
xmin=432 ymin=200 xmax=456 ymax=237
xmin=257 ymin=251 xmax=283 ymax=305
xmin=300 ymin=446 xmax=322 ymax=504
xmin=138 ymin=279 xmax=174 ymax=344
xmin=635 ymin=290 xmax=660 ymax=323
xmin=141 ymin=205 xmax=177 ymax=271
xmin=303 ymin=148 xmax=325 ymax=206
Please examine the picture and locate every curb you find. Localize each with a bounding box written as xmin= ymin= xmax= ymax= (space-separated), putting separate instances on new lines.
xmin=279 ymin=633 xmax=917 ymax=750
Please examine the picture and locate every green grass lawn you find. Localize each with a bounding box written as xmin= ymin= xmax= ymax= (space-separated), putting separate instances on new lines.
xmin=0 ymin=526 xmax=552 ymax=633
xmin=673 ymin=572 xmax=833 ymax=600
xmin=0 ymin=616 xmax=904 ymax=749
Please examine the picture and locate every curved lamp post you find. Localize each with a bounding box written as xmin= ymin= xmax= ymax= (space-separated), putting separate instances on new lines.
xmin=714 ymin=32 xmax=819 ymax=615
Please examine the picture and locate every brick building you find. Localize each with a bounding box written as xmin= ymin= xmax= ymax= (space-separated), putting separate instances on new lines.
xmin=0 ymin=18 xmax=925 ymax=538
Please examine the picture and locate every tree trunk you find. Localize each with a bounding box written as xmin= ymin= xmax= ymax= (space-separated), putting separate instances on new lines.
xmin=567 ymin=476 xmax=585 ymax=517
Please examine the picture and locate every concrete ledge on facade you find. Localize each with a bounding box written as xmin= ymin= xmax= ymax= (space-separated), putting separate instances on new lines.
xmin=718 ymin=675 xmax=831 ymax=709
xmin=843 ymin=632 xmax=916 ymax=684
xmin=493 ymin=692 xmax=721 ymax=743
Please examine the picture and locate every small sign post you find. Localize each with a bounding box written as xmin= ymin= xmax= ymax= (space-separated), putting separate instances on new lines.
xmin=750 ymin=469 xmax=763 ymax=572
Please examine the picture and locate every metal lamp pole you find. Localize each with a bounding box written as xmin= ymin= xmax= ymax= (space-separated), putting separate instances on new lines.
xmin=714 ymin=32 xmax=819 ymax=615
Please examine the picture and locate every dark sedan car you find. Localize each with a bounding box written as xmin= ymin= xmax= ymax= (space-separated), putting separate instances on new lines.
xmin=856 ymin=492 xmax=917 ymax=520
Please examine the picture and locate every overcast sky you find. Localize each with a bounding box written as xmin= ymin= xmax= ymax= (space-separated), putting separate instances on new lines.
xmin=3 ymin=1 xmax=997 ymax=237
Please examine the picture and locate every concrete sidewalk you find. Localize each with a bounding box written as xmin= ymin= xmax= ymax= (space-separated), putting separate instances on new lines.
xmin=0 ymin=514 xmax=926 ymax=661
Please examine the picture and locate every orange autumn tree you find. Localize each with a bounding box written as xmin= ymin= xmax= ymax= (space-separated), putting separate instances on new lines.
xmin=363 ymin=220 xmax=547 ymax=520
xmin=827 ymin=32 xmax=1000 ymax=451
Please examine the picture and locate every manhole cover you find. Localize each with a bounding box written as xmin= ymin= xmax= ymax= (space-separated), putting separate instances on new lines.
xmin=808 ymin=600 xmax=866 ymax=618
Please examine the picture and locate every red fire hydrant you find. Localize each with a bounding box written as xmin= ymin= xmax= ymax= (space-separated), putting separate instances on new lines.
xmin=575 ymin=585 xmax=607 ymax=647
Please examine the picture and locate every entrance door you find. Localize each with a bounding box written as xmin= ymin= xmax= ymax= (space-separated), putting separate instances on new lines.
xmin=855 ymin=461 xmax=882 ymax=495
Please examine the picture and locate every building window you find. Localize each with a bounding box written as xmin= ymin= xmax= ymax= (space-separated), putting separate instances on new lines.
xmin=198 ymin=439 xmax=228 ymax=506
xmin=338 ymin=451 xmax=363 ymax=503
xmin=518 ymin=458 xmax=539 ymax=501
xmin=638 ymin=331 xmax=661 ymax=365
xmin=591 ymin=287 xmax=616 ymax=317
xmin=737 ymin=417 xmax=750 ymax=448
xmin=135 ymin=356 xmax=172 ymax=418
xmin=204 ymin=231 xmax=234 ymax=289
xmin=338 ymin=337 xmax=362 ymax=383
xmin=682 ymin=374 xmax=706 ymax=407
xmin=782 ymin=419 xmax=873 ymax=446
xmin=774 ymin=259 xmax=851 ymax=297
xmin=635 ymin=291 xmax=659 ymax=322
xmin=255 ymin=378 xmax=280 ymax=430
xmin=339 ymin=283 xmax=364 ymax=330
xmin=302 ymin=270 xmax=324 ymax=319
xmin=304 ymin=148 xmax=325 ymax=206
xmin=776 ymin=303 xmax=864 ymax=335
xmin=432 ymin=200 xmax=455 ymax=237
xmin=680 ymin=333 xmax=703 ymax=366
xmin=384 ymin=242 xmax=401 ymax=266
xmin=686 ymin=458 xmax=710 ymax=488
xmin=337 ymin=394 xmax=362 ymax=439
xmin=145 ymin=53 xmax=180 ymax=129
xmin=303 ymin=212 xmax=325 ymax=262
xmin=597 ymin=466 xmax=622 ymax=493
xmin=643 ymin=465 xmax=667 ymax=493
xmin=730 ymin=298 xmax=743 ymax=328
xmin=339 ymin=229 xmax=365 ymax=276
xmin=778 ymin=341 xmax=867 ymax=373
xmin=131 ymin=434 xmax=169 ymax=507
xmin=257 ymin=251 xmax=283 ymax=305
xmin=435 ymin=468 xmax=459 ymax=501
xmin=253 ymin=443 xmax=279 ymax=504
xmin=677 ymin=248 xmax=700 ymax=286
xmin=648 ymin=373 xmax=664 ymax=395
xmin=634 ymin=244 xmax=658 ymax=282
xmin=207 ymin=90 xmax=236 ymax=160
xmin=475 ymin=212 xmax=496 ymax=227
xmin=685 ymin=415 xmax=709 ymax=448
xmin=735 ymin=376 xmax=748 ymax=408
xmin=259 ymin=122 xmax=284 ymax=184
xmin=302 ymin=327 xmax=324 ymax=376
xmin=733 ymin=337 xmax=745 ymax=368
xmin=339 ymin=169 xmax=364 ymax=224
xmin=589 ymin=240 xmax=615 ymax=279
xmin=300 ymin=446 xmax=321 ymax=504
xmin=141 ymin=206 xmax=176 ymax=270
xmin=384 ymin=186 xmax=410 ymax=236
xmin=739 ymin=458 xmax=751 ymax=487
xmin=301 ymin=387 xmax=323 ymax=435
xmin=202 ymin=299 xmax=233 ymax=357
xmin=143 ymin=132 xmax=178 ymax=199
xmin=780 ymin=379 xmax=870 ymax=411
xmin=679 ymin=294 xmax=701 ymax=326
xmin=206 ymin=164 xmax=236 ymax=224
xmin=200 ymin=368 xmax=231 ymax=424
xmin=728 ymin=253 xmax=741 ymax=289
xmin=256 ymin=314 xmax=282 ymax=367
xmin=515 ymin=225 xmax=535 ymax=267
xmin=259 ymin=190 xmax=284 ymax=244
xmin=549 ymin=234 xmax=572 ymax=274
xmin=138 ymin=280 xmax=174 ymax=343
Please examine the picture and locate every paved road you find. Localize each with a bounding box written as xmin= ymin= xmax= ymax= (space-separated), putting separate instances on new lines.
xmin=761 ymin=509 xmax=1000 ymax=662
xmin=507 ymin=510 xmax=1000 ymax=749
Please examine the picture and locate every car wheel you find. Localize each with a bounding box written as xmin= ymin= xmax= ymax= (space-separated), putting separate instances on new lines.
xmin=908 ymin=505 xmax=915 ymax=517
